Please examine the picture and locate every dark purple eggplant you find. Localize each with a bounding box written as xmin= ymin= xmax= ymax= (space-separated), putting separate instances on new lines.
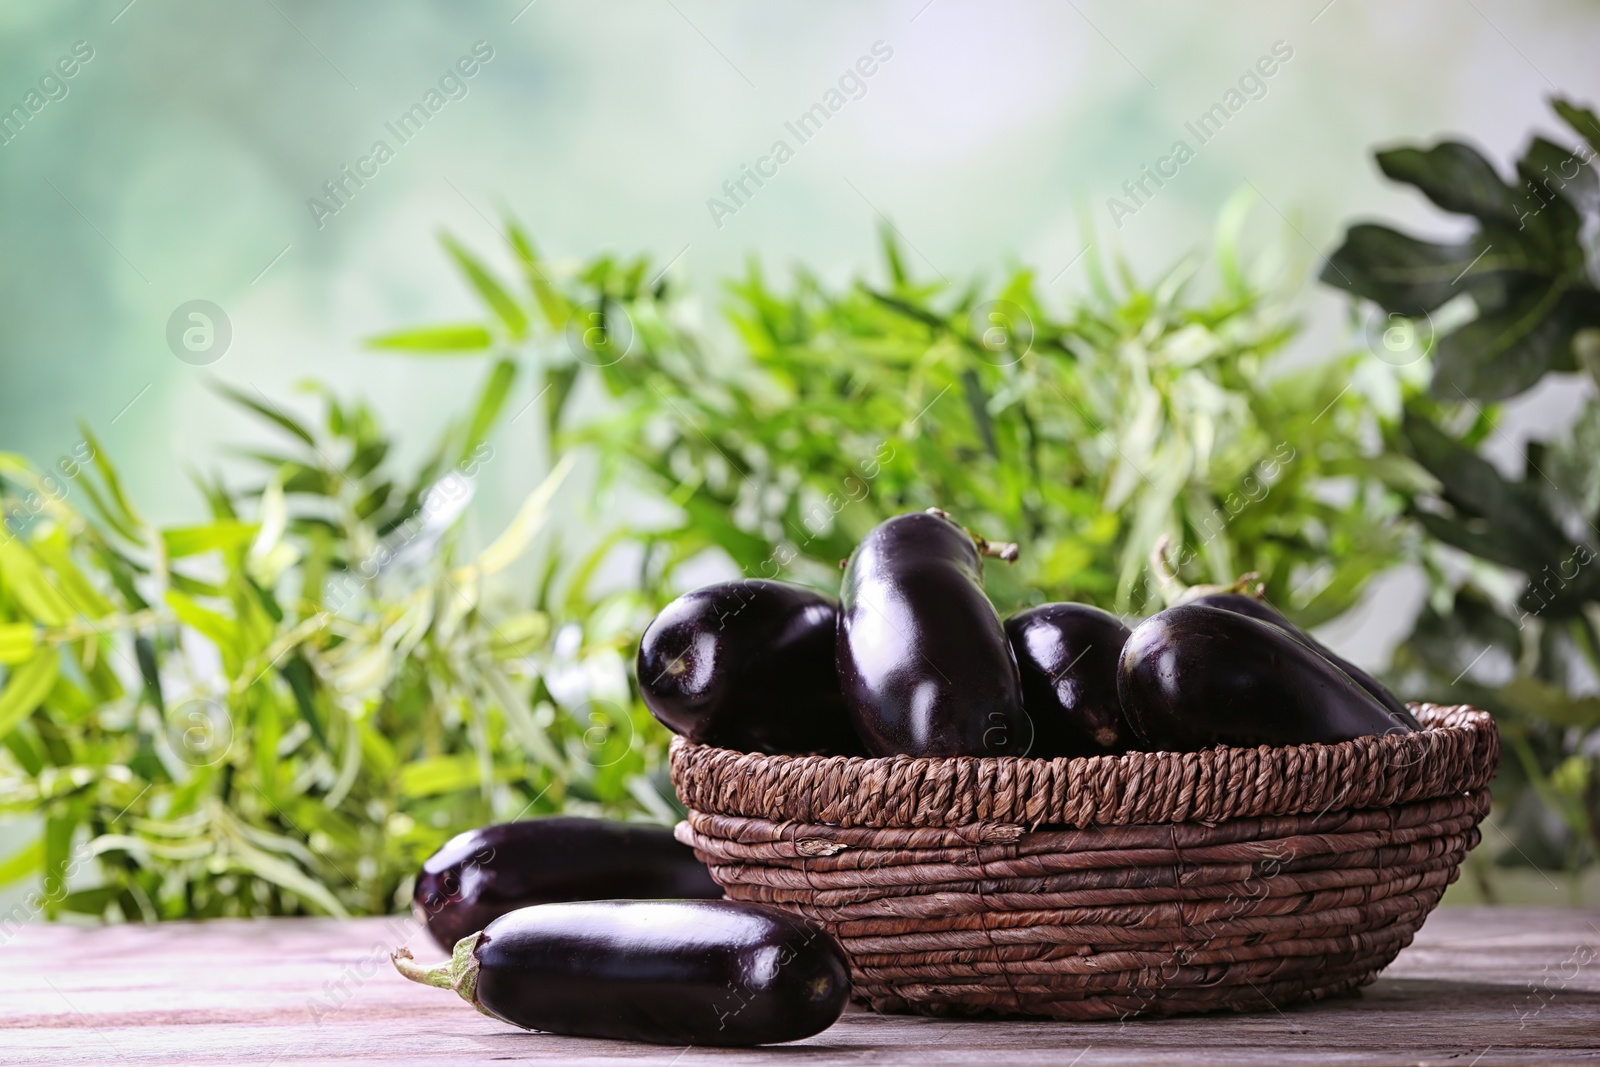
xmin=413 ymin=818 xmax=723 ymax=950
xmin=637 ymin=579 xmax=863 ymax=756
xmin=837 ymin=510 xmax=1028 ymax=757
xmin=393 ymin=900 xmax=851 ymax=1046
xmin=1118 ymin=603 xmax=1413 ymax=752
xmin=1189 ymin=591 xmax=1422 ymax=729
xmin=1006 ymin=603 xmax=1135 ymax=757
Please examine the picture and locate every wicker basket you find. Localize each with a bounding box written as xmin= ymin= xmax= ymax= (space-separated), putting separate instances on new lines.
xmin=671 ymin=703 xmax=1497 ymax=1020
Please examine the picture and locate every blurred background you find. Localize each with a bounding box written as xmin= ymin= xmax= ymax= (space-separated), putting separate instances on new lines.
xmin=2 ymin=1 xmax=1598 ymax=921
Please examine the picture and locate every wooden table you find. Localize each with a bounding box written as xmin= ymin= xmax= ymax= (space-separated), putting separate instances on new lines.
xmin=3 ymin=907 xmax=1597 ymax=1066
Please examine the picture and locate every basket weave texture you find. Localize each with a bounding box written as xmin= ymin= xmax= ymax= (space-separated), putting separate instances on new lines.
xmin=671 ymin=703 xmax=1497 ymax=1020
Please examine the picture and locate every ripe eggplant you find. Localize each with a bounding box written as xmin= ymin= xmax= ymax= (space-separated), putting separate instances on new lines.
xmin=393 ymin=900 xmax=851 ymax=1046
xmin=837 ymin=510 xmax=1029 ymax=757
xmin=637 ymin=579 xmax=863 ymax=756
xmin=1189 ymin=591 xmax=1422 ymax=729
xmin=413 ymin=818 xmax=723 ymax=950
xmin=1005 ymin=603 xmax=1135 ymax=757
xmin=1118 ymin=603 xmax=1412 ymax=752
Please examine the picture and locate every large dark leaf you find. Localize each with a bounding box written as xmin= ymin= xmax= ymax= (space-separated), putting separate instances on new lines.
xmin=1376 ymin=141 xmax=1523 ymax=226
xmin=1404 ymin=583 xmax=1522 ymax=679
xmin=1431 ymin=281 xmax=1577 ymax=401
xmin=1401 ymin=411 xmax=1570 ymax=572
xmin=1519 ymin=136 xmax=1599 ymax=211
xmin=1553 ymin=98 xmax=1600 ymax=158
xmin=1318 ymin=225 xmax=1531 ymax=315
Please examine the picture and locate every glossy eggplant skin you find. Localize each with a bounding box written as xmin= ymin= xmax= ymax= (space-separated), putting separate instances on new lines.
xmin=1189 ymin=592 xmax=1422 ymax=729
xmin=838 ymin=511 xmax=1028 ymax=757
xmin=637 ymin=580 xmax=863 ymax=756
xmin=1118 ymin=604 xmax=1412 ymax=752
xmin=1005 ymin=603 xmax=1135 ymax=757
xmin=470 ymin=900 xmax=851 ymax=1046
xmin=414 ymin=818 xmax=723 ymax=950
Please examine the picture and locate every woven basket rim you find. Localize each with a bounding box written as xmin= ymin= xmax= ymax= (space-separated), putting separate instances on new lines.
xmin=669 ymin=703 xmax=1498 ymax=830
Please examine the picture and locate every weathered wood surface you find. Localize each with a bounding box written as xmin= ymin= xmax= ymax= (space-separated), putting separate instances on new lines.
xmin=1 ymin=906 xmax=1596 ymax=1066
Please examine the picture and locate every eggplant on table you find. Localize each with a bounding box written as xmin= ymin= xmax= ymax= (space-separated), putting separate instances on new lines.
xmin=413 ymin=818 xmax=723 ymax=950
xmin=394 ymin=900 xmax=851 ymax=1046
xmin=837 ymin=509 xmax=1030 ymax=757
xmin=637 ymin=579 xmax=864 ymax=756
xmin=1118 ymin=603 xmax=1414 ymax=752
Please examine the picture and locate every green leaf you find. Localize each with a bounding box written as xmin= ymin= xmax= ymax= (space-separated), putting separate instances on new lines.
xmin=1376 ymin=141 xmax=1522 ymax=226
xmin=28 ymin=529 xmax=115 ymax=619
xmin=0 ymin=623 xmax=36 ymax=665
xmin=398 ymin=753 xmax=481 ymax=797
xmin=442 ymin=235 xmax=528 ymax=340
xmin=1401 ymin=410 xmax=1570 ymax=572
xmin=1319 ymin=225 xmax=1528 ymax=315
xmin=461 ymin=358 xmax=517 ymax=461
xmin=77 ymin=423 xmax=144 ymax=533
xmin=212 ymin=384 xmax=318 ymax=448
xmin=0 ymin=838 xmax=42 ymax=886
xmin=227 ymin=838 xmax=350 ymax=918
xmin=0 ymin=650 xmax=59 ymax=738
xmin=366 ymin=324 xmax=493 ymax=353
xmin=162 ymin=520 xmax=259 ymax=559
xmin=0 ymin=540 xmax=76 ymax=625
xmin=465 ymin=454 xmax=573 ymax=580
xmin=134 ymin=635 xmax=164 ymax=713
xmin=166 ymin=590 xmax=240 ymax=655
xmin=1553 ymin=97 xmax=1600 ymax=157
xmin=506 ymin=219 xmax=571 ymax=328
xmin=279 ymin=655 xmax=328 ymax=750
xmin=1518 ymin=136 xmax=1599 ymax=210
xmin=1431 ymin=281 xmax=1575 ymax=401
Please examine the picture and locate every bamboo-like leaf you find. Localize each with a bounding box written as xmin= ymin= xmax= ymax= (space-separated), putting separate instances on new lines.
xmin=212 ymin=384 xmax=318 ymax=448
xmin=0 ymin=540 xmax=75 ymax=626
xmin=0 ymin=650 xmax=59 ymax=738
xmin=505 ymin=219 xmax=571 ymax=327
xmin=0 ymin=622 xmax=37 ymax=666
xmin=0 ymin=838 xmax=42 ymax=885
xmin=77 ymin=423 xmax=144 ymax=532
xmin=463 ymin=453 xmax=574 ymax=580
xmin=398 ymin=753 xmax=481 ymax=797
xmin=163 ymin=521 xmax=259 ymax=559
xmin=226 ymin=837 xmax=350 ymax=918
xmin=166 ymin=590 xmax=240 ymax=656
xmin=366 ymin=324 xmax=493 ymax=352
xmin=461 ymin=358 xmax=517 ymax=460
xmin=443 ymin=235 xmax=528 ymax=340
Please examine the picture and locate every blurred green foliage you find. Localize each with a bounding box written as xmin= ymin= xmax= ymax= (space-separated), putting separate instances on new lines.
xmin=377 ymin=195 xmax=1405 ymax=627
xmin=0 ymin=192 xmax=1429 ymax=920
xmin=1323 ymin=96 xmax=1600 ymax=884
xmin=0 ymin=384 xmax=672 ymax=922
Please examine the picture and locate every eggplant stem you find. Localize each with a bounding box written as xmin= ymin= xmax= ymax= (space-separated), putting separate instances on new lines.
xmin=973 ymin=535 xmax=1020 ymax=563
xmin=391 ymin=933 xmax=484 ymax=1012
xmin=1150 ymin=535 xmax=1186 ymax=607
xmin=928 ymin=507 xmax=1021 ymax=564
xmin=1151 ymin=532 xmax=1266 ymax=608
xmin=391 ymin=946 xmax=454 ymax=989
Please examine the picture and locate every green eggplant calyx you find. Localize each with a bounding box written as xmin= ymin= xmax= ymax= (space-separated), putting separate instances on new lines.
xmin=392 ymin=933 xmax=484 ymax=1011
xmin=1149 ymin=534 xmax=1259 ymax=607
